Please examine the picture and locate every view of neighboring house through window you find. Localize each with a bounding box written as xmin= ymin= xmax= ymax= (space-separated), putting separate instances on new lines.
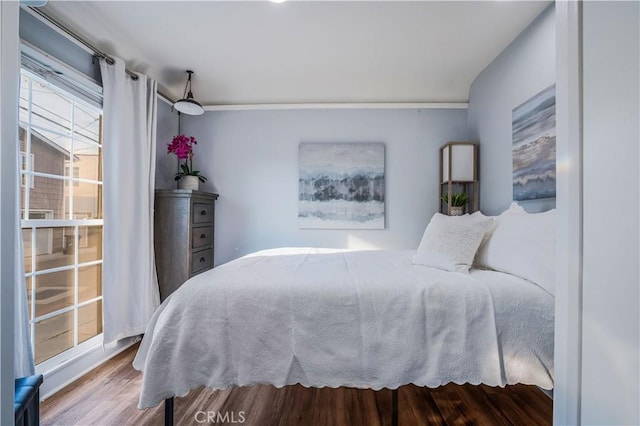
xmin=19 ymin=70 xmax=104 ymax=366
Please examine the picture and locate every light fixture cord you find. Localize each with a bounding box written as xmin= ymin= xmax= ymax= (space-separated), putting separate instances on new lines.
xmin=176 ymin=112 xmax=183 ymax=189
xmin=183 ymin=71 xmax=194 ymax=99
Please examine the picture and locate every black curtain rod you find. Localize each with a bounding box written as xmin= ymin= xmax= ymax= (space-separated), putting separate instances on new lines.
xmin=27 ymin=6 xmax=175 ymax=103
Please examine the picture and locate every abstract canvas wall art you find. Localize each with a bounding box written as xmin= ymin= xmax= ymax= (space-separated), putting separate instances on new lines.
xmin=512 ymin=84 xmax=556 ymax=201
xmin=298 ymin=142 xmax=385 ymax=229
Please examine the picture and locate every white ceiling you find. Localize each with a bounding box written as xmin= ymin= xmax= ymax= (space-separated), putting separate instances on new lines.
xmin=41 ymin=1 xmax=551 ymax=106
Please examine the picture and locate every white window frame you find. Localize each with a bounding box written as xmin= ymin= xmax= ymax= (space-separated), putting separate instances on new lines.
xmin=22 ymin=209 xmax=53 ymax=256
xmin=19 ymin=69 xmax=104 ymax=370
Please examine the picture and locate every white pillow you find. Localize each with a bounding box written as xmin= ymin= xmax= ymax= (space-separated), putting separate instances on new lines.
xmin=413 ymin=213 xmax=493 ymax=273
xmin=473 ymin=202 xmax=523 ymax=262
xmin=506 ymin=201 xmax=526 ymax=214
xmin=475 ymin=207 xmax=556 ymax=295
xmin=466 ymin=210 xmax=494 ymax=225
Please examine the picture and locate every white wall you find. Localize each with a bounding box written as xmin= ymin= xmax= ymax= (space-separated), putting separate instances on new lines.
xmin=155 ymin=99 xmax=179 ymax=189
xmin=183 ymin=108 xmax=468 ymax=265
xmin=467 ymin=4 xmax=555 ymax=215
xmin=0 ymin=2 xmax=20 ymax=423
xmin=581 ymin=2 xmax=639 ymax=424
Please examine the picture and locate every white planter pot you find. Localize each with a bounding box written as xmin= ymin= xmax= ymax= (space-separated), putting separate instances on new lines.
xmin=450 ymin=206 xmax=464 ymax=216
xmin=179 ymin=175 xmax=200 ymax=191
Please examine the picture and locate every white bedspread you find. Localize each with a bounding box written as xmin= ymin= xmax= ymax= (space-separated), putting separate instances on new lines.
xmin=133 ymin=248 xmax=554 ymax=408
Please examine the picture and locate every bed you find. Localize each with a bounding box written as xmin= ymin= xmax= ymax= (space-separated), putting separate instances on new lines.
xmin=134 ymin=206 xmax=555 ymax=424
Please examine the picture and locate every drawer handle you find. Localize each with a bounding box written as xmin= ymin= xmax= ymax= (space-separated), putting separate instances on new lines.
xmin=200 ymin=257 xmax=205 ymax=263
xmin=200 ymin=210 xmax=207 ymax=216
xmin=200 ymin=233 xmax=206 ymax=239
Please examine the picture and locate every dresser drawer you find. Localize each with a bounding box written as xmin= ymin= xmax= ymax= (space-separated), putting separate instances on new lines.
xmin=192 ymin=248 xmax=213 ymax=274
xmin=192 ymin=226 xmax=213 ymax=249
xmin=193 ymin=203 xmax=213 ymax=224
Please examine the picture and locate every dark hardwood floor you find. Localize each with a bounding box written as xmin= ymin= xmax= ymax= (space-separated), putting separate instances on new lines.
xmin=41 ymin=343 xmax=552 ymax=425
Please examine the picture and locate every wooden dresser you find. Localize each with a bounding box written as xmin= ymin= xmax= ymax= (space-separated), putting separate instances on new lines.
xmin=154 ymin=189 xmax=219 ymax=301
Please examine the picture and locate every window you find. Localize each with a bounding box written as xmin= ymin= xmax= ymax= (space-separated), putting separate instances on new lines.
xmin=19 ymin=70 xmax=104 ymax=366
xmin=64 ymin=165 xmax=80 ymax=186
xmin=20 ymin=151 xmax=34 ymax=188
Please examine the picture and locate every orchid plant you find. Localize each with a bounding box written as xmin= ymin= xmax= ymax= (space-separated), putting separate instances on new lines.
xmin=167 ymin=134 xmax=207 ymax=183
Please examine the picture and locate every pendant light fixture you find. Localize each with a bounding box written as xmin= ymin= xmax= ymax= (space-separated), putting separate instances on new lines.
xmin=173 ymin=70 xmax=204 ymax=116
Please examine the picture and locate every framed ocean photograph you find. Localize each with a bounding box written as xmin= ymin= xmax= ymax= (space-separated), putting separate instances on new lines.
xmin=298 ymin=142 xmax=385 ymax=229
xmin=512 ymin=84 xmax=556 ymax=201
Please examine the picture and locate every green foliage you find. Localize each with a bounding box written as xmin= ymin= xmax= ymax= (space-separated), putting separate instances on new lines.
xmin=441 ymin=192 xmax=469 ymax=207
xmin=169 ymin=134 xmax=207 ymax=183
xmin=174 ymin=163 xmax=208 ymax=183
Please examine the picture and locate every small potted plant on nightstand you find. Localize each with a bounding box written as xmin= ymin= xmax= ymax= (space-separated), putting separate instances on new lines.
xmin=168 ymin=134 xmax=207 ymax=190
xmin=441 ymin=192 xmax=469 ymax=216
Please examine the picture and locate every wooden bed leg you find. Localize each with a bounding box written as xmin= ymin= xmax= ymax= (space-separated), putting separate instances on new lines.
xmin=164 ymin=397 xmax=174 ymax=426
xmin=392 ymin=388 xmax=398 ymax=426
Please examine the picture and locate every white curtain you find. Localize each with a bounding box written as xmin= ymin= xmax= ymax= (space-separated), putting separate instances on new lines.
xmin=100 ymin=57 xmax=160 ymax=345
xmin=6 ymin=3 xmax=35 ymax=378
xmin=14 ymin=149 xmax=35 ymax=377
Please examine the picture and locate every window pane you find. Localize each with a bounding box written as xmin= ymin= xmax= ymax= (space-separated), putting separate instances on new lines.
xmin=74 ymin=104 xmax=101 ymax=145
xmin=31 ymin=130 xmax=72 ymax=179
xmin=34 ymin=311 xmax=74 ymax=364
xmin=30 ymin=175 xmax=67 ymax=220
xmin=64 ymin=165 xmax=79 ymax=187
xmin=18 ymin=126 xmax=28 ymax=153
xmin=19 ymin=74 xmax=30 ymax=124
xmin=22 ymin=229 xmax=32 ymax=273
xmin=34 ymin=269 xmax=74 ymax=317
xmin=78 ymin=226 xmax=102 ymax=263
xmin=18 ymin=128 xmax=34 ymax=188
xmin=78 ymin=300 xmax=102 ymax=344
xmin=25 ymin=276 xmax=32 ymax=320
xmin=74 ymin=139 xmax=102 ymax=182
xmin=78 ymin=264 xmax=101 ymax=303
xmin=35 ymin=227 xmax=73 ymax=270
xmin=30 ymin=79 xmax=72 ymax=136
xmin=73 ymin=183 xmax=102 ymax=219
